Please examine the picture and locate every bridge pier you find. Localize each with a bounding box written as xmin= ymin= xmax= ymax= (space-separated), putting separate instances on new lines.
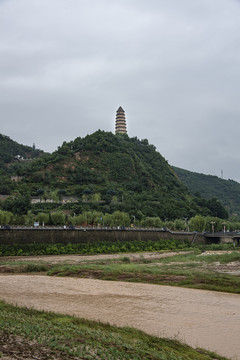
xmin=204 ymin=232 xmax=240 ymax=246
xmin=220 ymin=236 xmax=234 ymax=244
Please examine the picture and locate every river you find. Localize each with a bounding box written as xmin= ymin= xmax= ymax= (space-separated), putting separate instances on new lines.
xmin=0 ymin=274 xmax=239 ymax=359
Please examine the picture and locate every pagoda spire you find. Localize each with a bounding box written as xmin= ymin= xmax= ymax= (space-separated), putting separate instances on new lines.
xmin=115 ymin=106 xmax=127 ymax=134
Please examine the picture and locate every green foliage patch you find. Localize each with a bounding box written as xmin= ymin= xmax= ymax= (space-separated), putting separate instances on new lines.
xmin=0 ymin=238 xmax=189 ymax=257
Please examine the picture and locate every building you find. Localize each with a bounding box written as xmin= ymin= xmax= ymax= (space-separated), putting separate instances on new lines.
xmin=11 ymin=176 xmax=23 ymax=183
xmin=115 ymin=106 xmax=127 ymax=134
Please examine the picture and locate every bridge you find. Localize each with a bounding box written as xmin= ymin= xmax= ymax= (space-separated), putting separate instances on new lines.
xmin=204 ymin=231 xmax=240 ymax=246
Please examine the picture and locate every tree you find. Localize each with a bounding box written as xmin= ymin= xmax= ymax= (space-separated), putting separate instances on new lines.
xmin=72 ymin=213 xmax=87 ymax=226
xmin=37 ymin=212 xmax=49 ymax=226
xmin=188 ymin=215 xmax=206 ymax=232
xmin=36 ymin=189 xmax=44 ymax=199
xmin=49 ymin=190 xmax=59 ymax=203
xmin=206 ymin=198 xmax=228 ymax=219
xmin=173 ymin=219 xmax=185 ymax=231
xmin=205 ymin=216 xmax=223 ymax=232
xmin=91 ymin=193 xmax=101 ymax=202
xmin=2 ymin=194 xmax=31 ymax=215
xmin=112 ymin=211 xmax=130 ymax=227
xmin=58 ymin=189 xmax=66 ymax=202
xmin=25 ymin=211 xmax=35 ymax=225
xmin=0 ymin=210 xmax=12 ymax=225
xmin=90 ymin=211 xmax=103 ymax=225
xmin=103 ymin=213 xmax=114 ymax=227
xmin=51 ymin=211 xmax=65 ymax=225
xmin=142 ymin=217 xmax=163 ymax=228
xmin=80 ymin=211 xmax=103 ymax=226
xmin=0 ymin=184 xmax=11 ymax=195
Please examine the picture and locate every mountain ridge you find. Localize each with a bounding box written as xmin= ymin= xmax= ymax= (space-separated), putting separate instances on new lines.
xmin=173 ymin=166 xmax=240 ymax=215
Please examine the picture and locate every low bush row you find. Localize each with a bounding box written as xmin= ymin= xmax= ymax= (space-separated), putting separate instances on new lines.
xmin=0 ymin=238 xmax=190 ymax=257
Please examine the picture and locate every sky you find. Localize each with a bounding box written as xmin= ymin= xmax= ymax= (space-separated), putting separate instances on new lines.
xmin=1 ymin=0 xmax=240 ymax=181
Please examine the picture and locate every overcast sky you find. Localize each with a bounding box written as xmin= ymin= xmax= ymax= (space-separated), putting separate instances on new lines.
xmin=1 ymin=0 xmax=240 ymax=182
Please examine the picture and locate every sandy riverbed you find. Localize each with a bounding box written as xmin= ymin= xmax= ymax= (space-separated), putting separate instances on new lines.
xmin=0 ymin=274 xmax=239 ymax=359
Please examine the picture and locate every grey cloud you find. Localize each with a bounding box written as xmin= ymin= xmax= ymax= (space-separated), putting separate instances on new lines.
xmin=1 ymin=0 xmax=240 ymax=181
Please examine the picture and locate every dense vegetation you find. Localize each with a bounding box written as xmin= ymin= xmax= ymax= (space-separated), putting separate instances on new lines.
xmin=0 ymin=238 xmax=190 ymax=257
xmin=0 ymin=133 xmax=43 ymax=170
xmin=0 ymin=207 xmax=238 ymax=235
xmin=0 ymin=301 xmax=227 ymax=359
xmin=173 ymin=166 xmax=240 ymax=215
xmin=0 ymin=133 xmax=42 ymax=160
xmin=0 ymin=133 xmax=44 ymax=195
xmin=0 ymin=131 xmax=229 ymax=221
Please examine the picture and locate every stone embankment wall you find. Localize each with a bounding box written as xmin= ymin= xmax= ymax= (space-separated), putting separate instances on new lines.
xmin=0 ymin=228 xmax=206 ymax=246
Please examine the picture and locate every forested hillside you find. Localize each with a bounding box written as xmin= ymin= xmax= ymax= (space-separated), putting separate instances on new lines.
xmin=0 ymin=134 xmax=44 ymax=195
xmin=0 ymin=134 xmax=43 ymax=168
xmin=20 ymin=131 xmax=192 ymax=219
xmin=0 ymin=131 xmax=228 ymax=220
xmin=173 ymin=166 xmax=240 ymax=215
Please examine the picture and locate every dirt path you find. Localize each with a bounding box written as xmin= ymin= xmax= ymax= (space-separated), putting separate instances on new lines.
xmin=0 ymin=274 xmax=239 ymax=359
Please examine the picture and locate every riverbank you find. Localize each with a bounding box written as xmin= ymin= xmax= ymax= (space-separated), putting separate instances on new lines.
xmin=0 ymin=273 xmax=239 ymax=359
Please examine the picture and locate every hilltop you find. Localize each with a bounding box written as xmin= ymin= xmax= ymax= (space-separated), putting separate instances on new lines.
xmin=0 ymin=133 xmax=44 ymax=174
xmin=0 ymin=133 xmax=44 ymax=195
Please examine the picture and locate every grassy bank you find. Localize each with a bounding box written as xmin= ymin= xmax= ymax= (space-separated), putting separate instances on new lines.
xmin=1 ymin=250 xmax=240 ymax=294
xmin=0 ymin=301 xmax=228 ymax=360
xmin=46 ymin=251 xmax=240 ymax=293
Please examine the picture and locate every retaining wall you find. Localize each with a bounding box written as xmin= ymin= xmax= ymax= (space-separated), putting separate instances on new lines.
xmin=0 ymin=228 xmax=206 ymax=246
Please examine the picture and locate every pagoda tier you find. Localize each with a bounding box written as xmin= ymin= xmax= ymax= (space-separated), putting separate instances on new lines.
xmin=115 ymin=106 xmax=127 ymax=134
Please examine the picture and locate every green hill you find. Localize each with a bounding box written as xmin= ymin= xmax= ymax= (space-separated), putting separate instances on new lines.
xmin=22 ymin=130 xmax=193 ymax=219
xmin=173 ymin=166 xmax=240 ymax=215
xmin=0 ymin=130 xmax=228 ymax=220
xmin=0 ymin=133 xmax=44 ymax=195
xmin=0 ymin=133 xmax=43 ymax=173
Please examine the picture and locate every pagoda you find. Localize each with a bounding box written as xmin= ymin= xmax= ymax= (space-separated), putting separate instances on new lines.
xmin=115 ymin=106 xmax=127 ymax=134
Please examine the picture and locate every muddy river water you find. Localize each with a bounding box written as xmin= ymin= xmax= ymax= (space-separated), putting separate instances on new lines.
xmin=0 ymin=274 xmax=239 ymax=359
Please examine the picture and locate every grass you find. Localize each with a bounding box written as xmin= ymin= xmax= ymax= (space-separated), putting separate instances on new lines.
xmin=0 ymin=300 xmax=228 ymax=359
xmin=45 ymin=251 xmax=240 ymax=294
xmin=1 ymin=250 xmax=240 ymax=293
xmin=157 ymin=251 xmax=240 ymax=264
xmin=0 ymin=261 xmax=49 ymax=273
